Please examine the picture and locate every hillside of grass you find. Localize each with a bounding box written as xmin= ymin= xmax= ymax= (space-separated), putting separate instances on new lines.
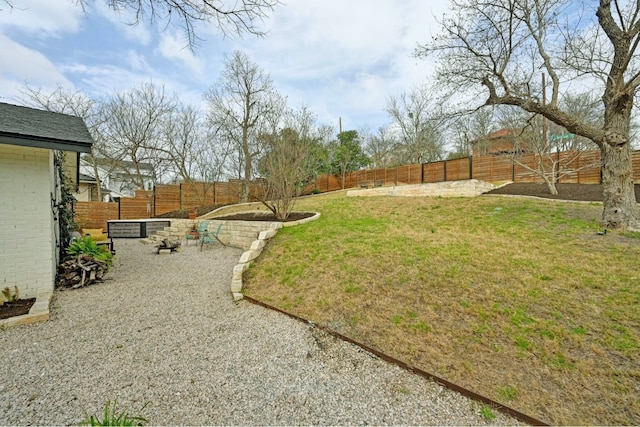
xmin=244 ymin=191 xmax=640 ymax=425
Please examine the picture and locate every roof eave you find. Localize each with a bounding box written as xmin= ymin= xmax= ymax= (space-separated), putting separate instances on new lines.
xmin=0 ymin=132 xmax=92 ymax=153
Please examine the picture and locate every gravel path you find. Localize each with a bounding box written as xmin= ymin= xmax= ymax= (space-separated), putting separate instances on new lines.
xmin=0 ymin=239 xmax=519 ymax=425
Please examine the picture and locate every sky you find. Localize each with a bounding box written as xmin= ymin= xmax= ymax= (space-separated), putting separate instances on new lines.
xmin=0 ymin=0 xmax=449 ymax=133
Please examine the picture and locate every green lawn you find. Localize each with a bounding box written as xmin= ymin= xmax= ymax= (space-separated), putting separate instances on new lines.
xmin=244 ymin=191 xmax=640 ymax=425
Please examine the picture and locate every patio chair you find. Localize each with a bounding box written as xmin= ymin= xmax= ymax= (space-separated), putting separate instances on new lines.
xmin=200 ymin=223 xmax=224 ymax=251
xmin=185 ymin=220 xmax=209 ymax=245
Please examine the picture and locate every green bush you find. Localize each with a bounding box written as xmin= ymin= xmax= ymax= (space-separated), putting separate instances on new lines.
xmin=67 ymin=236 xmax=113 ymax=268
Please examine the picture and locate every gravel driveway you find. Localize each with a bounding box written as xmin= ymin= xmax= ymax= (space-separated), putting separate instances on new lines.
xmin=0 ymin=239 xmax=519 ymax=425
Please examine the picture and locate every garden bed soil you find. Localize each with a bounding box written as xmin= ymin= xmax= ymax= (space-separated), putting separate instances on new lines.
xmin=215 ymin=211 xmax=315 ymax=222
xmin=486 ymin=182 xmax=640 ymax=202
xmin=0 ymin=298 xmax=36 ymax=320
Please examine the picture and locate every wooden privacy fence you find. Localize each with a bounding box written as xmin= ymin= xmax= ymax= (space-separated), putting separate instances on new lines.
xmin=308 ymin=149 xmax=640 ymax=192
xmin=75 ymin=180 xmax=255 ymax=230
xmin=77 ymin=149 xmax=640 ymax=230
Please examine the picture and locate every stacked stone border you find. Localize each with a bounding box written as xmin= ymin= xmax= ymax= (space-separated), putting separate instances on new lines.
xmin=230 ymin=212 xmax=321 ymax=301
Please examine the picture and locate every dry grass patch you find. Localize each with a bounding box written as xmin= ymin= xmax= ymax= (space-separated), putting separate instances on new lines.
xmin=243 ymin=193 xmax=640 ymax=425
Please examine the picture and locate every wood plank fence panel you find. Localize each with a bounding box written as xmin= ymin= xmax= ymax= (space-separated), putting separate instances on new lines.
xmin=513 ymin=153 xmax=543 ymax=182
xmin=75 ymin=201 xmax=118 ymax=230
xmin=577 ymin=150 xmax=602 ymax=184
xmin=408 ymin=164 xmax=422 ymax=184
xmin=119 ymin=191 xmax=152 ymax=219
xmin=154 ymin=184 xmax=181 ymax=216
xmin=326 ymin=174 xmax=343 ymax=191
xmin=422 ymin=162 xmax=445 ymax=183
xmin=473 ymin=156 xmax=513 ymax=182
xmin=446 ymin=158 xmax=471 ymax=181
xmin=396 ymin=165 xmax=411 ymax=185
xmin=181 ymin=182 xmax=215 ymax=209
xmin=215 ymin=181 xmax=242 ymax=205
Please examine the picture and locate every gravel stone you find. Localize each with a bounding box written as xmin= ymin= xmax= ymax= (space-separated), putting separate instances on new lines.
xmin=0 ymin=239 xmax=521 ymax=425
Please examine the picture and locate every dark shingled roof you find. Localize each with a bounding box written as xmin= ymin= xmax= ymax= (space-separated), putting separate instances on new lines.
xmin=0 ymin=102 xmax=93 ymax=153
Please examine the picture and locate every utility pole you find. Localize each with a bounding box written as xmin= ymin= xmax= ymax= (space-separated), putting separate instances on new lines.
xmin=339 ymin=117 xmax=342 ymax=134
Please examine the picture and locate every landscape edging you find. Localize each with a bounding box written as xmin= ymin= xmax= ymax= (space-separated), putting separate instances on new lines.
xmin=0 ymin=291 xmax=52 ymax=329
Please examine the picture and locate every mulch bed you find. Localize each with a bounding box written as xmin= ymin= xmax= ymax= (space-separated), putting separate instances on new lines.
xmin=486 ymin=183 xmax=640 ymax=202
xmin=0 ymin=298 xmax=36 ymax=320
xmin=215 ymin=211 xmax=315 ymax=222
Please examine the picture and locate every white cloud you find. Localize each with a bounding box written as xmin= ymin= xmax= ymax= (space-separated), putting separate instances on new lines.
xmin=157 ymin=32 xmax=205 ymax=78
xmin=0 ymin=0 xmax=83 ymax=36
xmin=0 ymin=0 xmax=452 ymax=130
xmin=58 ymin=62 xmax=154 ymax=96
xmin=212 ymin=0 xmax=448 ymax=128
xmin=0 ymin=34 xmax=74 ymax=103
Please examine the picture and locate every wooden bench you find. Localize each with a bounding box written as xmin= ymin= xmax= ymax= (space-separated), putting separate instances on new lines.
xmin=374 ymin=180 xmax=384 ymax=187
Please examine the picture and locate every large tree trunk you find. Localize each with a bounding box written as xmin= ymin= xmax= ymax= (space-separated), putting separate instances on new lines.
xmin=601 ymin=143 xmax=639 ymax=230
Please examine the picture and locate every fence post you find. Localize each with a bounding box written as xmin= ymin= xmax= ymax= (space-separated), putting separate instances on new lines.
xmin=469 ymin=155 xmax=473 ymax=179
xmin=443 ymin=159 xmax=447 ymax=182
xmin=421 ymin=163 xmax=425 ymax=184
xmin=395 ymin=167 xmax=398 ymax=186
xmin=179 ymin=183 xmax=183 ymax=210
xmin=556 ymin=149 xmax=561 ymax=183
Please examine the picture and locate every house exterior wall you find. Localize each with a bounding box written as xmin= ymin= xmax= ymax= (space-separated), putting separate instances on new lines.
xmin=0 ymin=144 xmax=56 ymax=299
xmin=75 ymin=182 xmax=92 ymax=201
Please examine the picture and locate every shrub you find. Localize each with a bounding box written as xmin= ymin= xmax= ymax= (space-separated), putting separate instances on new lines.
xmin=67 ymin=236 xmax=113 ymax=268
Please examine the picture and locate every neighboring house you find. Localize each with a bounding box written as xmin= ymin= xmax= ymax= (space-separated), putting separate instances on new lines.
xmin=91 ymin=157 xmax=155 ymax=197
xmin=77 ymin=158 xmax=127 ymax=201
xmin=472 ymin=129 xmax=521 ymax=157
xmin=76 ymin=172 xmax=99 ymax=202
xmin=0 ymin=102 xmax=92 ymax=301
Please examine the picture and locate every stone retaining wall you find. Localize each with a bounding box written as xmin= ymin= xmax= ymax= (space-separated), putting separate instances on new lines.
xmin=148 ymin=218 xmax=282 ymax=251
xmin=346 ymin=179 xmax=497 ymax=198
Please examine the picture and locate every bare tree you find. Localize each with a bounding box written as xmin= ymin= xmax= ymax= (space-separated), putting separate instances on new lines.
xmin=204 ymin=50 xmax=283 ymax=202
xmin=497 ymin=106 xmax=600 ymax=194
xmin=257 ymin=106 xmax=323 ymax=220
xmin=386 ymin=84 xmax=446 ymax=164
xmin=418 ymin=0 xmax=640 ymax=230
xmin=98 ymin=81 xmax=175 ymax=193
xmin=160 ymin=103 xmax=238 ymax=205
xmin=364 ymin=126 xmax=400 ymax=167
xmin=161 ymin=103 xmax=202 ymax=183
xmin=71 ymin=0 xmax=280 ymax=48
xmin=446 ymin=107 xmax=497 ymax=159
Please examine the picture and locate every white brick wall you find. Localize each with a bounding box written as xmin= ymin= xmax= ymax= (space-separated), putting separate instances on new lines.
xmin=0 ymin=144 xmax=56 ymax=299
